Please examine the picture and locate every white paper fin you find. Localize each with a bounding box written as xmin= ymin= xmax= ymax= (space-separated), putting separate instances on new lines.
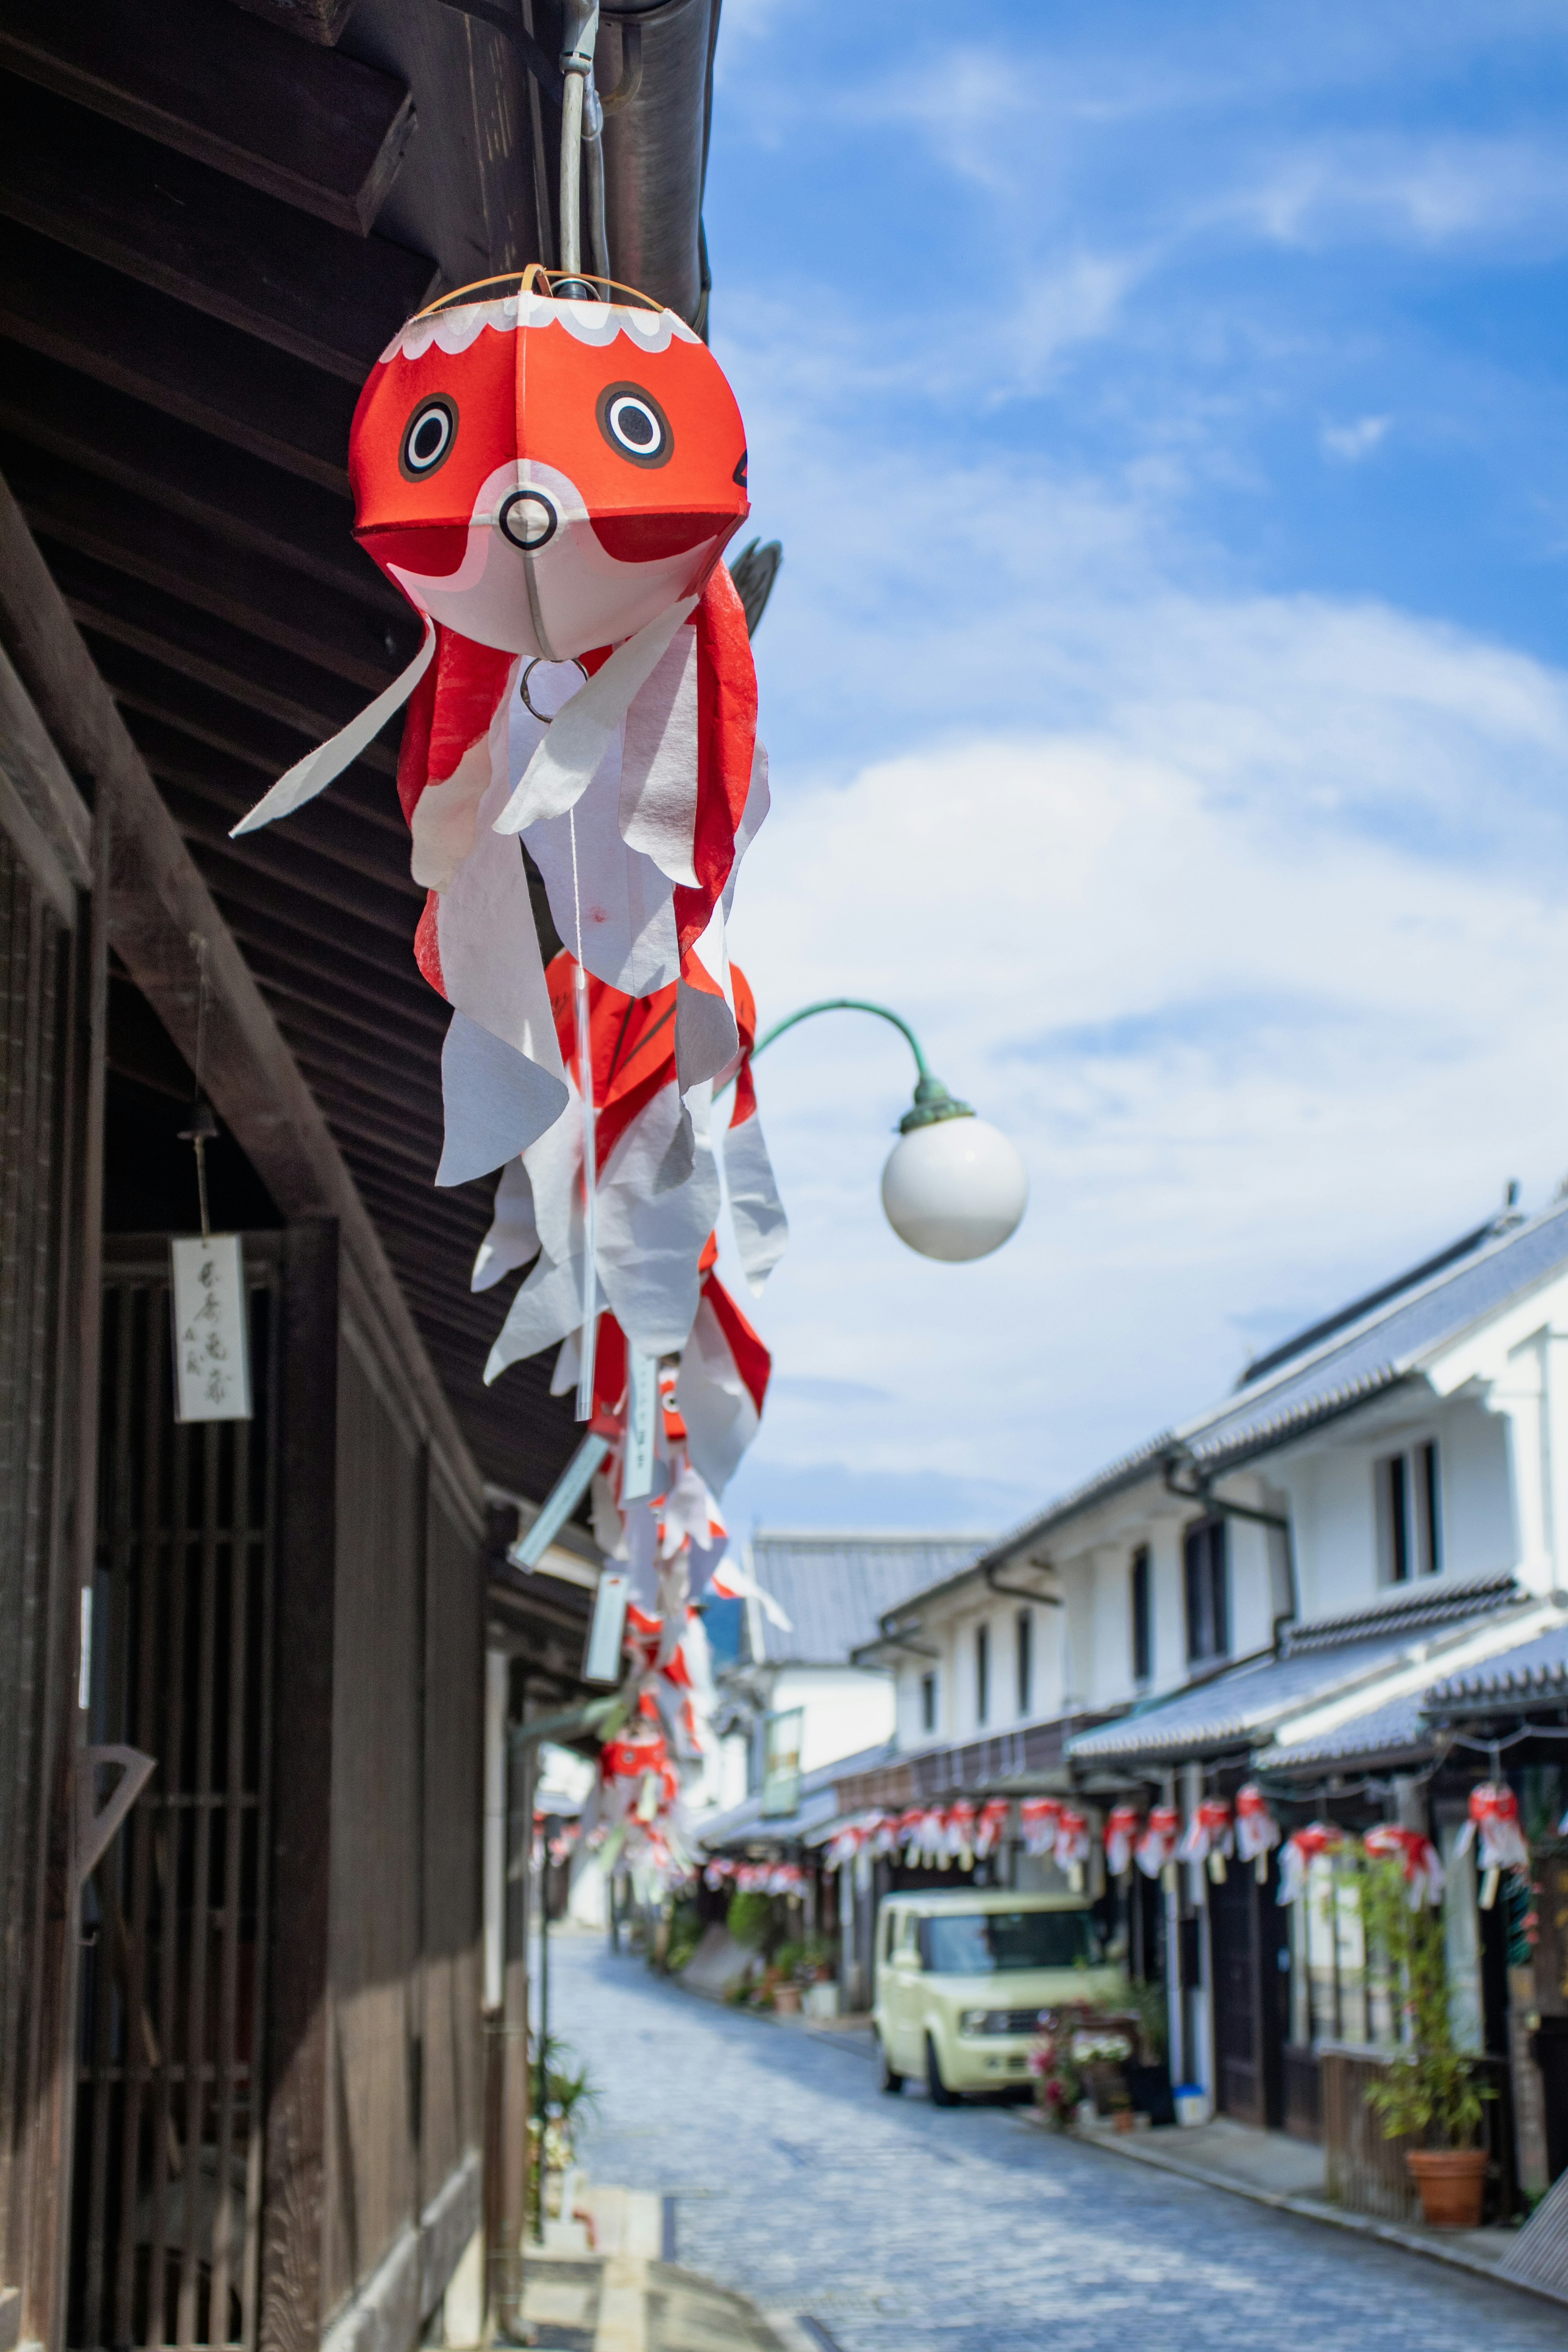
xmin=471 ymin=1157 xmax=540 ymax=1292
xmin=618 ymin=627 xmax=700 ymax=886
xmin=437 ymin=1011 xmax=568 ymax=1188
xmin=231 ymin=616 xmax=436 ymax=835
xmin=723 ymin=1108 xmax=789 ymax=1291
xmin=492 ymin=597 xmax=698 ymax=835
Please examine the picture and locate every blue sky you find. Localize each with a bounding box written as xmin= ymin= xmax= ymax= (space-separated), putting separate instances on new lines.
xmin=695 ymin=0 xmax=1568 ymax=1535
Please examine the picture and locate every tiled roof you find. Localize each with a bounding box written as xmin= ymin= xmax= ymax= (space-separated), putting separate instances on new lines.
xmin=1066 ymin=1630 xmax=1429 ymax=1764
xmin=746 ymin=1532 xmax=990 ymax=1666
xmin=947 ymin=1200 xmax=1568 ymax=1595
xmin=1423 ymin=1620 xmax=1568 ymax=1715
xmin=1184 ymin=1199 xmax=1568 ymax=1469
xmin=1258 ymin=1691 xmax=1430 ymax=1771
xmin=697 ymin=1739 xmax=894 ymax=1851
xmin=1278 ymin=1571 xmax=1519 ymax=1655
xmin=1067 ymin=1578 xmax=1522 ymax=1766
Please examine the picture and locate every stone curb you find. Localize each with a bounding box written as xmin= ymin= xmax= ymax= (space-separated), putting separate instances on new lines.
xmin=1039 ymin=2115 xmax=1568 ymax=2314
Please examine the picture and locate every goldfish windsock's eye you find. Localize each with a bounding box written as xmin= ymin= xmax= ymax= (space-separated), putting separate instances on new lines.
xmin=596 ymin=382 xmax=672 ymax=469
xmin=399 ymin=395 xmax=458 ymax=480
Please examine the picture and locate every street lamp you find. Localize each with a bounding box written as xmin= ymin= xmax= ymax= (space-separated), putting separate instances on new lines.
xmin=753 ymin=999 xmax=1028 ymax=1263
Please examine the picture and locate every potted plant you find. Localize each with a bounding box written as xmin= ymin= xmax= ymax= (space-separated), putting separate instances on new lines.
xmin=1354 ymin=1848 xmax=1492 ymax=2228
xmin=1027 ymin=2027 xmax=1083 ymax=2129
xmin=773 ymin=1939 xmax=805 ymax=2012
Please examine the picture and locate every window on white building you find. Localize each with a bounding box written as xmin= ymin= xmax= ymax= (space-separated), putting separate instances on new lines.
xmin=1016 ymin=1608 xmax=1033 ymax=1717
xmin=1130 ymin=1545 xmax=1152 ymax=1683
xmin=920 ymin=1670 xmax=937 ymax=1733
xmin=976 ymin=1621 xmax=990 ymax=1724
xmin=1184 ymin=1519 xmax=1228 ymax=1664
xmin=1376 ymin=1441 xmax=1440 ymax=1581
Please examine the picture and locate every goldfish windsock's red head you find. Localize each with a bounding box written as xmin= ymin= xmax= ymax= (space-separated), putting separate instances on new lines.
xmin=349 ymin=280 xmax=750 ymax=662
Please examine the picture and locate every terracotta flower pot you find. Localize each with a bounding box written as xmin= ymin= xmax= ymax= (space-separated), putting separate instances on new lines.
xmin=773 ymin=1983 xmax=801 ymax=2015
xmin=1407 ymin=2148 xmax=1488 ymax=2230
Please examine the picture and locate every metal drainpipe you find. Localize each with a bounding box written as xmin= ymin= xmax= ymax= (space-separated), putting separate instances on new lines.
xmin=1162 ymin=1452 xmax=1299 ymax=1652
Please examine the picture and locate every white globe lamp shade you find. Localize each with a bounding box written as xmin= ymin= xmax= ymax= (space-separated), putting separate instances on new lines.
xmin=880 ymin=1113 xmax=1029 ymax=1263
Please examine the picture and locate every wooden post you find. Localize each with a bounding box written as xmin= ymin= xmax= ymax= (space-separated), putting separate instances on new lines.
xmin=258 ymin=1219 xmax=339 ymax=2352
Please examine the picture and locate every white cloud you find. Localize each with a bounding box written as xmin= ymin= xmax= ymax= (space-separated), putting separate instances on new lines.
xmin=1319 ymin=414 xmax=1392 ymax=462
xmin=717 ymin=575 xmax=1568 ymax=1525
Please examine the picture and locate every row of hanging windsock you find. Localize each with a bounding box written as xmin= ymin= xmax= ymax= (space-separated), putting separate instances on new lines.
xmin=818 ymin=1782 xmax=1530 ymax=1912
xmin=701 ymin=1857 xmax=806 ymax=1895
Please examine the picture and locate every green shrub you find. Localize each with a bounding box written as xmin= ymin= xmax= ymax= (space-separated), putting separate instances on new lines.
xmin=726 ymin=1890 xmax=775 ymax=1951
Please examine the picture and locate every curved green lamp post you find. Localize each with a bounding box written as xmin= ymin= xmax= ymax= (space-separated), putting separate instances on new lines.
xmin=750 ymin=999 xmax=1027 ymax=1263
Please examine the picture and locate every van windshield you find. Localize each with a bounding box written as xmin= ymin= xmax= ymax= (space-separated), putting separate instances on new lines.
xmin=917 ymin=1909 xmax=1102 ymax=1975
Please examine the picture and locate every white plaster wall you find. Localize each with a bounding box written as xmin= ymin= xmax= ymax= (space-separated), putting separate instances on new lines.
xmin=1440 ymin=1397 xmax=1515 ymax=1579
xmin=771 ymin=1665 xmax=895 ymax=1772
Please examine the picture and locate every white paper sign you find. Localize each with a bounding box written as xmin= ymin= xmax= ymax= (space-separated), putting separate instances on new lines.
xmin=621 ymin=1348 xmax=657 ymax=1501
xmin=169 ymin=1234 xmax=252 ymax=1422
xmin=583 ymin=1572 xmax=630 ymax=1686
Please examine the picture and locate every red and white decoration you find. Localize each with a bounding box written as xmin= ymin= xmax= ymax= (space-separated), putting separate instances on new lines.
xmin=1362 ymin=1823 xmax=1445 ymax=1908
xmin=1454 ymin=1781 xmax=1529 ymax=1908
xmin=1234 ymin=1784 xmax=1282 ymax=1882
xmin=1178 ymin=1796 xmax=1235 ymax=1882
xmin=1103 ymin=1804 xmax=1141 ymax=1881
xmin=975 ymin=1798 xmax=1011 ymax=1860
xmin=1020 ymin=1797 xmax=1061 ymax=1859
xmin=1276 ymin=1821 xmax=1346 ymax=1907
xmin=1135 ymin=1804 xmax=1181 ymax=1880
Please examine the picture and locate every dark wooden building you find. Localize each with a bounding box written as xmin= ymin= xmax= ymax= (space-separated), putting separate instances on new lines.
xmin=0 ymin=2 xmax=720 ymax=2346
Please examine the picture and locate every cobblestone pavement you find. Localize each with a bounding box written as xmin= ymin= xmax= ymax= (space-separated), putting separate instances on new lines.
xmin=552 ymin=1932 xmax=1563 ymax=2352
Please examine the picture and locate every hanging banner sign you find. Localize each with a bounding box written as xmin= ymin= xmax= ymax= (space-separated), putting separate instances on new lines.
xmin=169 ymin=1235 xmax=252 ymax=1423
xmin=583 ymin=1571 xmax=630 ymax=1685
xmin=622 ymin=1346 xmax=658 ymax=1501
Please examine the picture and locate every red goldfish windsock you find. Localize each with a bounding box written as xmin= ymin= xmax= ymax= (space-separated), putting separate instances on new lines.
xmin=948 ymin=1799 xmax=978 ymax=1868
xmin=897 ymin=1806 xmax=925 ymax=1861
xmin=1020 ymin=1797 xmax=1061 ymax=1858
xmin=1454 ymin=1782 xmax=1528 ymax=1872
xmin=231 ymin=276 xmax=763 ymax=1179
xmin=1179 ymin=1797 xmax=1235 ymax=1881
xmin=1363 ymin=1824 xmax=1445 ymax=1908
xmin=1454 ymin=1781 xmax=1528 ymax=1906
xmin=1054 ymin=1807 xmax=1091 ymax=1888
xmin=1104 ymin=1804 xmax=1141 ymax=1880
xmin=1136 ymin=1804 xmax=1181 ymax=1878
xmin=975 ymin=1799 xmax=1011 ymax=1860
xmin=1235 ymin=1784 xmax=1282 ymax=1880
xmin=1276 ymin=1821 xmax=1345 ymax=1907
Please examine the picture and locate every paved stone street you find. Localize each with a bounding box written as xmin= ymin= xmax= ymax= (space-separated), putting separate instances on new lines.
xmin=552 ymin=1932 xmax=1563 ymax=2352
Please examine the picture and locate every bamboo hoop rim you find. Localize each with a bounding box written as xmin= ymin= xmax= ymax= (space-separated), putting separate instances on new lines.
xmin=410 ymin=265 xmax=666 ymax=325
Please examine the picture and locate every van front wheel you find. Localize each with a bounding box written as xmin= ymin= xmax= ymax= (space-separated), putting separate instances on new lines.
xmin=878 ymin=2037 xmax=903 ymax=2096
xmin=925 ymin=2034 xmax=959 ymax=2107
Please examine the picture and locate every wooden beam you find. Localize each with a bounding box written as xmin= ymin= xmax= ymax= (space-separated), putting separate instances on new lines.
xmin=157 ymin=780 xmax=422 ymax=942
xmin=218 ymin=923 xmax=445 ymax=1040
xmin=0 ymin=0 xmax=416 ymax=236
xmin=187 ymin=843 xmax=421 ymax=986
xmin=12 ymin=469 xmax=419 ymax=691
xmin=0 ymin=346 xmax=396 ymax=610
xmin=70 ymin=606 xmax=400 ymax=771
xmin=0 ymin=230 xmax=356 ymax=492
xmin=247 ymin=957 xmax=447 ymax=1055
xmin=273 ymin=1018 xmax=445 ymax=1123
xmin=106 ymin=649 xmax=399 ymax=788
xmin=0 ymin=76 xmax=438 ymax=381
xmin=132 ymin=719 xmax=413 ymax=877
xmin=0 ymin=473 xmax=484 ymax=1511
xmin=266 ymin=988 xmax=444 ymax=1087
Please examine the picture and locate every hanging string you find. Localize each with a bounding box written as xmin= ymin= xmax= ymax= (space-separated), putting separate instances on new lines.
xmin=569 ymin=808 xmax=598 ymax=1421
xmin=179 ymin=931 xmax=217 ymax=1241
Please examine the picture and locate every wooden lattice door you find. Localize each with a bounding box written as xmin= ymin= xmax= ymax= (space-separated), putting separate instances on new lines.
xmin=69 ymin=1238 xmax=280 ymax=2351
